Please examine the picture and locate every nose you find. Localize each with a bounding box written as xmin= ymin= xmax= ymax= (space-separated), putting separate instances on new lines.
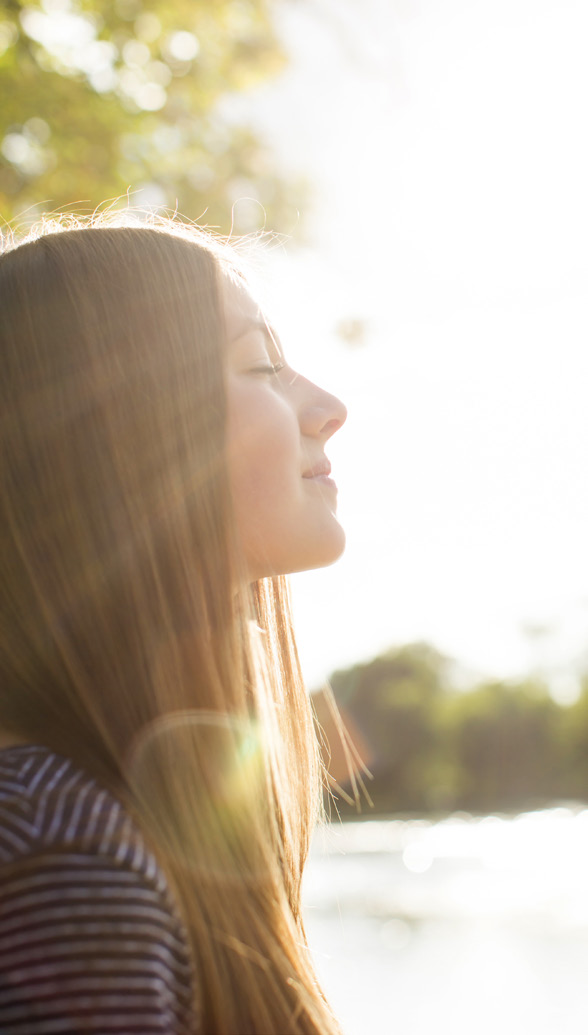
xmin=299 ymin=381 xmax=347 ymax=440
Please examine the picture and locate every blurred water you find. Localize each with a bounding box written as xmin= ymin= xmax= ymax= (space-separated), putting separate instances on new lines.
xmin=303 ymin=807 xmax=588 ymax=1035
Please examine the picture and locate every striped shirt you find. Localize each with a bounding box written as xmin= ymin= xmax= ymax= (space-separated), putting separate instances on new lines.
xmin=0 ymin=745 xmax=199 ymax=1034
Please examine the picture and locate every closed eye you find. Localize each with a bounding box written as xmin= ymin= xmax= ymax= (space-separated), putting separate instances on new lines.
xmin=250 ymin=361 xmax=286 ymax=376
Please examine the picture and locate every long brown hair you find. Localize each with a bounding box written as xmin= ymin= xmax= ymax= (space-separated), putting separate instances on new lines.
xmin=0 ymin=215 xmax=341 ymax=1034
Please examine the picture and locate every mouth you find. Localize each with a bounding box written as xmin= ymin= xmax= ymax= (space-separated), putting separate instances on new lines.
xmin=302 ymin=459 xmax=332 ymax=479
xmin=302 ymin=459 xmax=337 ymax=492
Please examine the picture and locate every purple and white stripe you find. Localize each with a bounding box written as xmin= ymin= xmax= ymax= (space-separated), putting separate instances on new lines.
xmin=0 ymin=746 xmax=198 ymax=1033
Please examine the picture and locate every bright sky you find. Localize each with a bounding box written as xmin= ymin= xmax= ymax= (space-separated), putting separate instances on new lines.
xmin=233 ymin=0 xmax=588 ymax=696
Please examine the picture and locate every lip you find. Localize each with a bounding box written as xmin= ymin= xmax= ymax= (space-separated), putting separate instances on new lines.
xmin=302 ymin=460 xmax=337 ymax=492
xmin=302 ymin=459 xmax=332 ymax=479
xmin=307 ymin=473 xmax=338 ymax=492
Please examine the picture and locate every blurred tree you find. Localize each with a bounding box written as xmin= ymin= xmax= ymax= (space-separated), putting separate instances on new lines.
xmin=328 ymin=643 xmax=580 ymax=818
xmin=443 ymin=680 xmax=560 ymax=812
xmin=555 ymin=677 xmax=588 ymax=800
xmin=331 ymin=643 xmax=450 ymax=813
xmin=0 ymin=0 xmax=306 ymax=231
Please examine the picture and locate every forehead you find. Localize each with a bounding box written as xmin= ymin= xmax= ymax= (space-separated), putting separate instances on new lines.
xmin=220 ymin=271 xmax=265 ymax=340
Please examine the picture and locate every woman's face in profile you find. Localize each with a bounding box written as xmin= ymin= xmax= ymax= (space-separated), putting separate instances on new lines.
xmin=223 ymin=275 xmax=347 ymax=582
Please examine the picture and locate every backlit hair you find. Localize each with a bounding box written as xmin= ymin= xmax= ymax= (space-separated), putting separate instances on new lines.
xmin=0 ymin=214 xmax=341 ymax=1033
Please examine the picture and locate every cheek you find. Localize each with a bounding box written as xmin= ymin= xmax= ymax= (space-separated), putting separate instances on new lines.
xmin=225 ymin=378 xmax=345 ymax=578
xmin=226 ymin=383 xmax=300 ymax=511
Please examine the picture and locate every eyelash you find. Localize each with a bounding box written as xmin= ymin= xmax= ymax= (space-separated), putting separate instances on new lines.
xmin=251 ymin=362 xmax=285 ymax=376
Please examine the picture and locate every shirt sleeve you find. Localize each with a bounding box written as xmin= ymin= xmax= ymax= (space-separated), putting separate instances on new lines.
xmin=0 ymin=849 xmax=197 ymax=1034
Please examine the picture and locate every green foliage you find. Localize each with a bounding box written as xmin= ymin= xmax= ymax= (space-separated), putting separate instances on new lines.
xmin=555 ymin=679 xmax=588 ymax=799
xmin=330 ymin=643 xmax=588 ymax=817
xmin=331 ymin=644 xmax=451 ymax=813
xmin=443 ymin=681 xmax=559 ymax=811
xmin=0 ymin=0 xmax=305 ymax=231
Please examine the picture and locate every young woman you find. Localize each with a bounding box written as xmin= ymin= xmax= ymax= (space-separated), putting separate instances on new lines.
xmin=0 ymin=216 xmax=347 ymax=1034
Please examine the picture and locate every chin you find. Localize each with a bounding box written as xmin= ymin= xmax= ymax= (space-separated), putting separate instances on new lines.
xmin=289 ymin=523 xmax=347 ymax=575
xmin=316 ymin=526 xmax=346 ymax=568
xmin=247 ymin=525 xmax=346 ymax=581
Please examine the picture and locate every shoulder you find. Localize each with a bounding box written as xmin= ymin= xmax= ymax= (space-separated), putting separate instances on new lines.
xmin=0 ymin=745 xmax=161 ymax=882
xmin=0 ymin=746 xmax=199 ymax=1033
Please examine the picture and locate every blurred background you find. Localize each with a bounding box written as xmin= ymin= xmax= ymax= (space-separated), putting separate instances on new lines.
xmin=2 ymin=0 xmax=588 ymax=1031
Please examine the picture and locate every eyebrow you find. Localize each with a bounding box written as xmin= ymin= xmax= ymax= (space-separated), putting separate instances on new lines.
xmin=230 ymin=318 xmax=283 ymax=356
